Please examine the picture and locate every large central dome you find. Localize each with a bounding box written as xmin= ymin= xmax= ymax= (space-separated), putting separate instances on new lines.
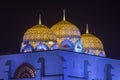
xmin=23 ymin=24 xmax=56 ymax=41
xmin=51 ymin=20 xmax=80 ymax=38
xmin=50 ymin=10 xmax=82 ymax=51
xmin=51 ymin=20 xmax=82 ymax=51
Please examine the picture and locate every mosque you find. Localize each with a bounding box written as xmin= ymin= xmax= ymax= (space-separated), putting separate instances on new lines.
xmin=0 ymin=10 xmax=120 ymax=80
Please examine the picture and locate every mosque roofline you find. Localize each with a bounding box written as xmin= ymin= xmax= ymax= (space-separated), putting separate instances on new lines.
xmin=0 ymin=49 xmax=119 ymax=61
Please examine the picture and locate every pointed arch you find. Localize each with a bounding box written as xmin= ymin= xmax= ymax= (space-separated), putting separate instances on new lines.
xmin=22 ymin=44 xmax=34 ymax=53
xmin=35 ymin=43 xmax=49 ymax=52
xmin=14 ymin=63 xmax=36 ymax=78
xmin=60 ymin=39 xmax=74 ymax=50
xmin=50 ymin=44 xmax=58 ymax=50
xmin=104 ymin=64 xmax=114 ymax=80
xmin=21 ymin=41 xmax=33 ymax=53
xmin=37 ymin=57 xmax=45 ymax=76
xmin=74 ymin=39 xmax=84 ymax=53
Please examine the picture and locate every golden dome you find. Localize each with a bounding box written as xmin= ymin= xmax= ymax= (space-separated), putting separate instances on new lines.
xmin=81 ymin=24 xmax=105 ymax=56
xmin=81 ymin=33 xmax=103 ymax=49
xmin=23 ymin=24 xmax=56 ymax=42
xmin=51 ymin=9 xmax=80 ymax=38
xmin=51 ymin=20 xmax=80 ymax=38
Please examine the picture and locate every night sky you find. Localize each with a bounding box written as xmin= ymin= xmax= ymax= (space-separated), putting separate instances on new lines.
xmin=0 ymin=1 xmax=120 ymax=59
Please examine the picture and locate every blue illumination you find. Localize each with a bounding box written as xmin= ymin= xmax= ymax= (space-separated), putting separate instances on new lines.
xmin=60 ymin=39 xmax=74 ymax=50
xmin=86 ymin=49 xmax=95 ymax=55
xmin=50 ymin=44 xmax=58 ymax=50
xmin=35 ymin=43 xmax=49 ymax=51
xmin=21 ymin=42 xmax=33 ymax=53
xmin=74 ymin=39 xmax=84 ymax=53
xmin=99 ymin=51 xmax=105 ymax=56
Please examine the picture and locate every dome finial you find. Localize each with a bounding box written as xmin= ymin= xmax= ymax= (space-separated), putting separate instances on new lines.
xmin=39 ymin=14 xmax=42 ymax=24
xmin=63 ymin=9 xmax=66 ymax=21
xmin=86 ymin=24 xmax=89 ymax=33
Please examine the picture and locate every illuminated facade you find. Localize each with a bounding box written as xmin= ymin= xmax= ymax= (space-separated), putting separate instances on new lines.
xmin=0 ymin=10 xmax=120 ymax=80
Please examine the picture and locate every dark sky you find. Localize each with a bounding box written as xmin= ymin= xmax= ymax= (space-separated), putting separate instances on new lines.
xmin=0 ymin=1 xmax=120 ymax=59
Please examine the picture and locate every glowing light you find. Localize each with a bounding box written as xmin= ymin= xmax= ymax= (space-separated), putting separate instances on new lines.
xmin=48 ymin=41 xmax=54 ymax=44
xmin=35 ymin=44 xmax=48 ymax=51
xmin=39 ymin=14 xmax=41 ymax=24
xmin=63 ymin=9 xmax=66 ymax=21
xmin=86 ymin=24 xmax=89 ymax=33
xmin=50 ymin=44 xmax=58 ymax=50
xmin=74 ymin=39 xmax=84 ymax=53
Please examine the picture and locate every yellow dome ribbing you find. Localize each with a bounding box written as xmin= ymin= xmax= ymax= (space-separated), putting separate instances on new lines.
xmin=23 ymin=24 xmax=56 ymax=42
xmin=81 ymin=33 xmax=103 ymax=49
xmin=81 ymin=25 xmax=105 ymax=56
xmin=51 ymin=20 xmax=80 ymax=38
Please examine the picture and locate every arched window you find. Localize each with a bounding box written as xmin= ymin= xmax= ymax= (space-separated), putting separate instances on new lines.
xmin=74 ymin=39 xmax=84 ymax=53
xmin=14 ymin=63 xmax=36 ymax=78
xmin=37 ymin=57 xmax=45 ymax=76
xmin=35 ymin=43 xmax=49 ymax=52
xmin=104 ymin=64 xmax=114 ymax=80
xmin=60 ymin=39 xmax=74 ymax=50
xmin=21 ymin=43 xmax=33 ymax=53
xmin=50 ymin=44 xmax=58 ymax=50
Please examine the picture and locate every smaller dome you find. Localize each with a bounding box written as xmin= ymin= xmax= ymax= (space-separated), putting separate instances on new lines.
xmin=82 ymin=33 xmax=103 ymax=49
xmin=81 ymin=24 xmax=105 ymax=56
xmin=23 ymin=24 xmax=56 ymax=42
